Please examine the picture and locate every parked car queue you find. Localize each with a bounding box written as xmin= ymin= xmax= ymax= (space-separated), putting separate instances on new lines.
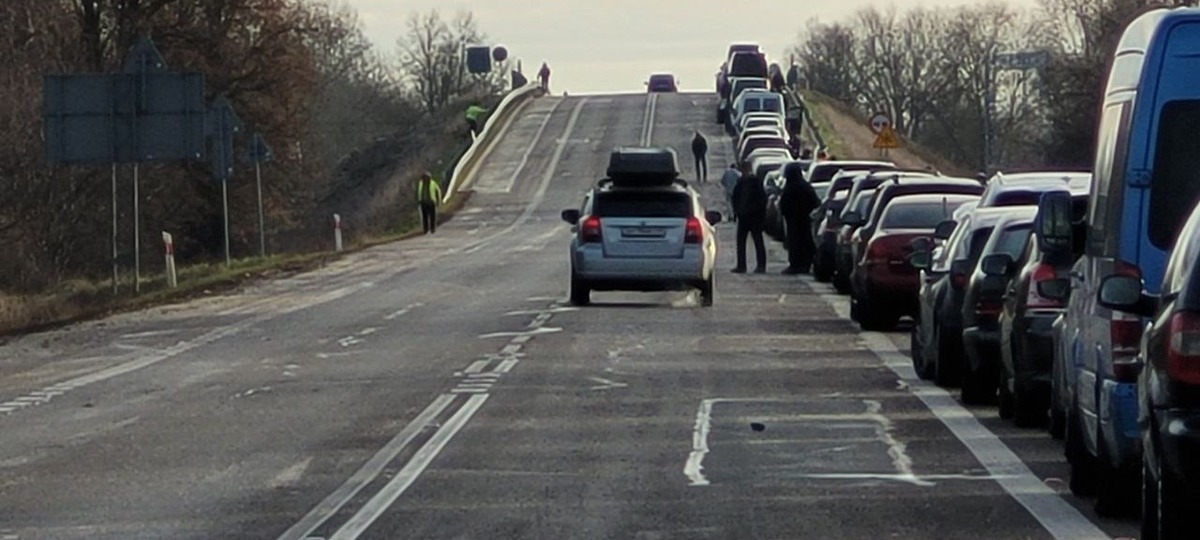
xmin=722 ymin=8 xmax=1200 ymax=538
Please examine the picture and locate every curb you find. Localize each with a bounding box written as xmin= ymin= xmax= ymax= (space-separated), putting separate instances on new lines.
xmin=442 ymin=83 xmax=540 ymax=202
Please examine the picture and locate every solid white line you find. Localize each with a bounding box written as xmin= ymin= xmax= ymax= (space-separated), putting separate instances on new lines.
xmin=463 ymin=360 xmax=490 ymax=374
xmin=685 ymin=399 xmax=715 ymax=486
xmin=645 ymin=93 xmax=658 ymax=145
xmin=450 ymin=388 xmax=488 ymax=394
xmin=812 ymin=287 xmax=1110 ymax=540
xmin=455 ymin=98 xmax=589 ymax=257
xmin=330 ymin=394 xmax=489 ymax=540
xmin=466 ymin=373 xmax=502 ymax=379
xmin=495 ymin=102 xmax=562 ymax=194
xmin=275 ymin=393 xmax=457 ymax=540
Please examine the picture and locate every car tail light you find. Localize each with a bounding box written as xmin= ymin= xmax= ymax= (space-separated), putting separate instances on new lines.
xmin=951 ymin=267 xmax=968 ymax=290
xmin=1111 ymin=260 xmax=1143 ymax=382
xmin=581 ymin=216 xmax=602 ymax=243
xmin=864 ymin=235 xmax=907 ymax=267
xmin=685 ymin=217 xmax=703 ymax=244
xmin=1167 ymin=311 xmax=1200 ymax=385
xmin=976 ymin=298 xmax=1003 ymax=318
xmin=1025 ymin=263 xmax=1063 ymax=309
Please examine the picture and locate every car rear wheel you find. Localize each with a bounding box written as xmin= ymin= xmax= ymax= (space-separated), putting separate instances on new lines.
xmin=1012 ymin=379 xmax=1047 ymax=428
xmin=569 ymin=272 xmax=590 ymax=307
xmin=960 ymin=362 xmax=995 ymax=405
xmin=1093 ymin=433 xmax=1139 ymax=517
xmin=998 ymin=374 xmax=1015 ymax=420
xmin=1066 ymin=404 xmax=1097 ymax=497
xmin=933 ymin=327 xmax=959 ymax=388
xmin=699 ymin=276 xmax=714 ymax=307
xmin=813 ymin=261 xmax=833 ymax=283
xmin=856 ymin=298 xmax=896 ymax=331
xmin=911 ymin=326 xmax=934 ymax=380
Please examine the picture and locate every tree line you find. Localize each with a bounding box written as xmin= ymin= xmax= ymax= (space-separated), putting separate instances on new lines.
xmin=792 ymin=0 xmax=1189 ymax=172
xmin=0 ymin=1 xmax=505 ymax=293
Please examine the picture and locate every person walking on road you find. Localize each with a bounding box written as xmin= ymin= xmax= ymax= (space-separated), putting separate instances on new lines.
xmin=691 ymin=131 xmax=709 ymax=183
xmin=779 ymin=162 xmax=822 ymax=274
xmin=465 ymin=103 xmax=487 ymax=137
xmin=720 ymin=163 xmax=741 ymax=222
xmin=730 ymin=163 xmax=768 ymax=274
xmin=416 ymin=172 xmax=442 ymax=235
xmin=538 ymin=62 xmax=552 ymax=94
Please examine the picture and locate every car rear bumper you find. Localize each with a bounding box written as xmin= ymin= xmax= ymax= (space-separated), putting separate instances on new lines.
xmin=1098 ymin=379 xmax=1141 ymax=468
xmin=861 ymin=271 xmax=920 ymax=314
xmin=1156 ymin=409 xmax=1200 ymax=487
xmin=574 ymin=250 xmax=707 ymax=286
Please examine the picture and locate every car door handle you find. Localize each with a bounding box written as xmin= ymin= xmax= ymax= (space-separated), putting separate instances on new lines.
xmin=1069 ymin=271 xmax=1084 ymax=280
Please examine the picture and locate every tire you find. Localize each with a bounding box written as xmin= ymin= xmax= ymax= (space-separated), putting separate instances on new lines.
xmin=1093 ymin=437 xmax=1136 ymax=517
xmin=1143 ymin=435 xmax=1160 ymax=540
xmin=1012 ymin=379 xmax=1047 ymax=428
xmin=1049 ymin=401 xmax=1067 ymax=440
xmin=833 ymin=272 xmax=851 ymax=294
xmin=813 ymin=264 xmax=833 ymax=283
xmin=569 ymin=273 xmax=590 ymax=306
xmin=960 ymin=362 xmax=995 ymax=405
xmin=857 ymin=299 xmax=897 ymax=331
xmin=849 ymin=296 xmax=861 ymax=322
xmin=699 ymin=276 xmax=714 ymax=307
xmin=933 ymin=327 xmax=960 ymax=388
xmin=912 ymin=325 xmax=934 ymax=380
xmin=1149 ymin=431 xmax=1193 ymax=540
xmin=1066 ymin=405 xmax=1097 ymax=497
xmin=998 ymin=374 xmax=1015 ymax=420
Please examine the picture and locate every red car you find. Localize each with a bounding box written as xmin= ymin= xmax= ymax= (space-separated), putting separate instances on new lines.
xmin=850 ymin=193 xmax=980 ymax=330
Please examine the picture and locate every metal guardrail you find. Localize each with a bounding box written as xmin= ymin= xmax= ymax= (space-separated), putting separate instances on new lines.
xmin=442 ymin=82 xmax=540 ymax=203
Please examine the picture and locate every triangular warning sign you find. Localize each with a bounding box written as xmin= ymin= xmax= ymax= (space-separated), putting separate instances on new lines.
xmin=874 ymin=125 xmax=901 ymax=149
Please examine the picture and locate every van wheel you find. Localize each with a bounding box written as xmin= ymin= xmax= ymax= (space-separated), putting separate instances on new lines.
xmin=699 ymin=276 xmax=715 ymax=307
xmin=1066 ymin=404 xmax=1097 ymax=497
xmin=569 ymin=273 xmax=590 ymax=307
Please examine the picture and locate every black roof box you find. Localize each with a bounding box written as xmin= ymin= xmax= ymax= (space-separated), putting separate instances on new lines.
xmin=606 ymin=147 xmax=680 ymax=184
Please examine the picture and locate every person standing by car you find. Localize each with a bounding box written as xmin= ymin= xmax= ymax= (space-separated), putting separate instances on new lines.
xmin=779 ymin=162 xmax=821 ymax=274
xmin=691 ymin=131 xmax=709 ymax=183
xmin=537 ymin=62 xmax=551 ymax=93
xmin=731 ymin=163 xmax=768 ymax=273
xmin=720 ymin=163 xmax=740 ymax=222
xmin=415 ymin=172 xmax=442 ymax=235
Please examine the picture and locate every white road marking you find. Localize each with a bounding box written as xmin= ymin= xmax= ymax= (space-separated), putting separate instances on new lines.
xmin=813 ymin=288 xmax=1110 ymax=540
xmin=466 ymin=373 xmax=502 ymax=380
xmin=500 ymin=344 xmax=523 ymax=355
xmin=588 ymin=376 xmax=628 ymax=391
xmin=463 ymin=359 xmax=490 ymax=374
xmin=275 ymin=394 xmax=457 ymax=540
xmin=505 ymin=306 xmax=578 ymax=316
xmin=475 ymin=101 xmax=562 ymax=194
xmin=450 ymin=388 xmax=488 ymax=394
xmin=640 ymin=93 xmax=659 ymax=145
xmin=383 ymin=303 xmax=423 ymax=321
xmin=119 ymin=329 xmax=180 ymax=339
xmin=356 ymin=327 xmax=378 ymax=336
xmin=798 ymin=473 xmax=1016 ymax=484
xmin=685 ymin=399 xmax=716 ymax=486
xmin=329 ymin=394 xmax=489 ymax=540
xmin=269 ymin=457 xmax=313 ymax=489
xmin=863 ymin=399 xmax=930 ymax=486
xmin=477 ymin=327 xmax=563 ymax=340
xmin=493 ymin=358 xmax=519 ymax=374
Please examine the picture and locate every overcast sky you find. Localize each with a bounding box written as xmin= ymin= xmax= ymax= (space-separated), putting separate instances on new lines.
xmin=348 ymin=0 xmax=1039 ymax=94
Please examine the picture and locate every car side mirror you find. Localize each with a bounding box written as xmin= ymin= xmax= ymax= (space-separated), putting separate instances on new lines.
xmin=561 ymin=209 xmax=581 ymax=225
xmin=908 ymin=250 xmax=931 ymax=270
xmin=1098 ymin=275 xmax=1157 ymax=318
xmin=705 ymin=210 xmax=723 ymax=225
xmin=1036 ymin=191 xmax=1073 ymax=254
xmin=933 ymin=220 xmax=957 ymax=240
xmin=980 ymin=253 xmax=1013 ymax=277
xmin=1037 ymin=278 xmax=1071 ymax=302
xmin=842 ymin=211 xmax=863 ymax=227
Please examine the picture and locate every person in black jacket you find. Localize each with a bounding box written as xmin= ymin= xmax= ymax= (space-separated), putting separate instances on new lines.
xmin=730 ymin=163 xmax=768 ymax=273
xmin=779 ymin=161 xmax=822 ymax=274
xmin=691 ymin=131 xmax=709 ymax=183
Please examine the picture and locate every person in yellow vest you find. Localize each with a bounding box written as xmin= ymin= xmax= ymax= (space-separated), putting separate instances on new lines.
xmin=416 ymin=172 xmax=442 ymax=234
xmin=465 ymin=103 xmax=488 ymax=137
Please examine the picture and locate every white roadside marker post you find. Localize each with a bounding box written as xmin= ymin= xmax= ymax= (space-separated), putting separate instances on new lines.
xmin=162 ymin=232 xmax=177 ymax=288
xmin=333 ymin=214 xmax=343 ymax=252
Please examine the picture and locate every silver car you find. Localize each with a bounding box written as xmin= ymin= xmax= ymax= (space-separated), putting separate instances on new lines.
xmin=561 ymin=177 xmax=721 ymax=307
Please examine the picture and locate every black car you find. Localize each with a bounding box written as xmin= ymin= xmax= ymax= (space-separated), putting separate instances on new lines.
xmin=813 ymin=171 xmax=870 ymax=281
xmin=959 ymin=209 xmax=1036 ymax=405
xmin=831 ymin=170 xmax=937 ymax=292
xmin=647 ymin=73 xmax=678 ymax=93
xmin=997 ymin=191 xmax=1089 ymax=428
xmin=1097 ymin=198 xmax=1200 ymax=540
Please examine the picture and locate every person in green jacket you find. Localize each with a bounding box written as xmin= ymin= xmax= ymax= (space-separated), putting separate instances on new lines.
xmin=465 ymin=103 xmax=488 ymax=136
xmin=416 ymin=172 xmax=443 ymax=234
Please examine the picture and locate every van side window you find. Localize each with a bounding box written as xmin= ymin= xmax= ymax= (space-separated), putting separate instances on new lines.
xmin=1149 ymin=100 xmax=1200 ymax=250
xmin=1088 ymin=102 xmax=1130 ymax=257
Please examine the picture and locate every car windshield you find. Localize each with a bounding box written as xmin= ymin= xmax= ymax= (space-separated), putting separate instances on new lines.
xmin=992 ymin=224 xmax=1033 ymax=258
xmin=881 ymin=200 xmax=972 ymax=229
xmin=594 ymin=191 xmax=690 ymax=218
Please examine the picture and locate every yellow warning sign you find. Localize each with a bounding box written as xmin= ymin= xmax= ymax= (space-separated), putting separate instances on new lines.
xmin=873 ymin=125 xmax=901 ymax=149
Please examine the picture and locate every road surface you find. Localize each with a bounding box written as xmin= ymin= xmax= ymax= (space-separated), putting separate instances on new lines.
xmin=0 ymin=93 xmax=1137 ymax=539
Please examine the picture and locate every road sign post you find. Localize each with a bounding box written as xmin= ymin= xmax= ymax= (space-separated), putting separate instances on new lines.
xmin=247 ymin=133 xmax=273 ymax=258
xmin=208 ymin=95 xmax=243 ymax=266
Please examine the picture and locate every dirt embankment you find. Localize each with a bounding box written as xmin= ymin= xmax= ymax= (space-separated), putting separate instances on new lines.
xmin=803 ymin=91 xmax=971 ymax=177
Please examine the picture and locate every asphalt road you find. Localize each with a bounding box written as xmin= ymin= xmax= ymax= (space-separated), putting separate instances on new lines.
xmin=0 ymin=93 xmax=1139 ymax=539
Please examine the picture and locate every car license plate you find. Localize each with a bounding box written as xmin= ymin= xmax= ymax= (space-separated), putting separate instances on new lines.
xmin=622 ymin=228 xmax=665 ymax=238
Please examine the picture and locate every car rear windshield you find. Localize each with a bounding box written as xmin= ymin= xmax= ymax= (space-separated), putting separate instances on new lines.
xmin=1150 ymin=100 xmax=1200 ymax=250
xmin=881 ymin=201 xmax=966 ymax=229
xmin=854 ymin=190 xmax=878 ymax=216
xmin=990 ymin=225 xmax=1033 ymax=259
xmin=593 ymin=191 xmax=691 ymax=218
xmin=990 ymin=190 xmax=1044 ymax=207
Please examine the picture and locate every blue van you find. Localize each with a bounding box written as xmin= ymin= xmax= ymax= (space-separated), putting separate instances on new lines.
xmin=1065 ymin=5 xmax=1200 ymax=513
xmin=1058 ymin=7 xmax=1200 ymax=516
